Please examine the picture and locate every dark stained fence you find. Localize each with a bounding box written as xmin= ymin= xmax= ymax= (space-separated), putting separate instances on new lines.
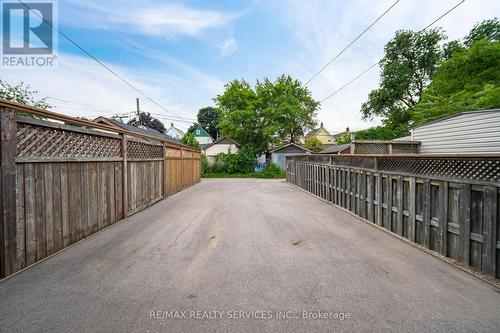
xmin=286 ymin=154 xmax=500 ymax=280
xmin=0 ymin=102 xmax=200 ymax=278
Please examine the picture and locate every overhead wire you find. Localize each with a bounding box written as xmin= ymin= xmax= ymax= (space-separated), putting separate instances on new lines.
xmin=319 ymin=0 xmax=466 ymax=103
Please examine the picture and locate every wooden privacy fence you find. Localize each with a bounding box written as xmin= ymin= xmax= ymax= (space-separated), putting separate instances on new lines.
xmin=286 ymin=154 xmax=500 ymax=280
xmin=0 ymin=100 xmax=201 ymax=279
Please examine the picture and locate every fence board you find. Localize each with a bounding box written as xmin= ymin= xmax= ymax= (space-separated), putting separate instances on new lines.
xmin=15 ymin=164 xmax=25 ymax=270
xmin=24 ymin=163 xmax=36 ymax=266
xmin=286 ymin=156 xmax=500 ymax=279
xmin=0 ymin=107 xmax=200 ymax=279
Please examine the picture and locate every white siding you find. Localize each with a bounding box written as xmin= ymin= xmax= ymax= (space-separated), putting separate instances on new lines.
xmin=205 ymin=144 xmax=238 ymax=156
xmin=195 ymin=136 xmax=213 ymax=145
xmin=411 ymin=110 xmax=500 ymax=153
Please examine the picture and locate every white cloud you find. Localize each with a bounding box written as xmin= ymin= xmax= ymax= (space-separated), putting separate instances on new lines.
xmin=219 ymin=37 xmax=238 ymax=57
xmin=1 ymin=51 xmax=224 ymax=131
xmin=62 ymin=0 xmax=235 ymax=38
xmin=276 ymin=0 xmax=500 ymax=134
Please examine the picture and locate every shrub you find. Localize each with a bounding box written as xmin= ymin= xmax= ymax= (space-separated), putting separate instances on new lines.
xmin=180 ymin=133 xmax=200 ymax=148
xmin=201 ymin=155 xmax=209 ymax=174
xmin=256 ymin=163 xmax=285 ymax=178
xmin=304 ymin=137 xmax=323 ymax=153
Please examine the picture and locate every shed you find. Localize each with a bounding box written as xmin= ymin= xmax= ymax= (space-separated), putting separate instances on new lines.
xmin=270 ymin=143 xmax=311 ymax=171
xmin=319 ymin=143 xmax=351 ymax=154
xmin=204 ymin=137 xmax=239 ymax=163
xmin=411 ymin=109 xmax=500 ymax=153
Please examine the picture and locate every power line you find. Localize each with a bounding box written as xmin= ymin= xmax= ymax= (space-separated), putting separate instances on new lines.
xmin=48 ymin=96 xmax=197 ymax=121
xmin=304 ymin=0 xmax=399 ymax=86
xmin=320 ymin=0 xmax=466 ymax=103
xmin=320 ymin=62 xmax=379 ymax=103
xmin=17 ymin=0 xmax=182 ymax=119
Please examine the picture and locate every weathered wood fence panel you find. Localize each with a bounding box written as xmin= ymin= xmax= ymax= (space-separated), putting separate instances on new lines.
xmin=0 ymin=101 xmax=201 ymax=278
xmin=286 ymin=154 xmax=500 ymax=280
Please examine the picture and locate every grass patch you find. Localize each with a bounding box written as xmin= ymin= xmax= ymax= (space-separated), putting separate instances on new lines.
xmin=202 ymin=172 xmax=284 ymax=179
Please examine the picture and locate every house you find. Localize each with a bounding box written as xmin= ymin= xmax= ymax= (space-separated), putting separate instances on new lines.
xmin=270 ymin=143 xmax=311 ymax=171
xmin=319 ymin=143 xmax=351 ymax=154
xmin=192 ymin=126 xmax=213 ymax=146
xmin=93 ymin=116 xmax=179 ymax=143
xmin=204 ymin=137 xmax=239 ymax=163
xmin=331 ymin=127 xmax=351 ymax=142
xmin=411 ymin=109 xmax=500 ymax=154
xmin=304 ymin=122 xmax=336 ymax=144
xmin=165 ymin=122 xmax=185 ymax=140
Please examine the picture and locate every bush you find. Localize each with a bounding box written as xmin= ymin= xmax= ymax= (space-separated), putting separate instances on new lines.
xmin=180 ymin=133 xmax=200 ymax=148
xmin=256 ymin=163 xmax=285 ymax=178
xmin=304 ymin=137 xmax=323 ymax=153
xmin=201 ymin=155 xmax=209 ymax=174
xmin=207 ymin=147 xmax=256 ymax=174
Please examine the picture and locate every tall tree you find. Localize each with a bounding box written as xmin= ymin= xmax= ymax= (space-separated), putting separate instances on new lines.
xmin=197 ymin=107 xmax=219 ymax=139
xmin=257 ymin=75 xmax=318 ymax=145
xmin=187 ymin=122 xmax=199 ymax=134
xmin=361 ymin=28 xmax=445 ymax=135
xmin=128 ymin=112 xmax=166 ymax=133
xmin=414 ymin=40 xmax=500 ymax=124
xmin=216 ymin=80 xmax=267 ymax=153
xmin=464 ymin=18 xmax=500 ymax=47
xmin=216 ymin=75 xmax=319 ymax=154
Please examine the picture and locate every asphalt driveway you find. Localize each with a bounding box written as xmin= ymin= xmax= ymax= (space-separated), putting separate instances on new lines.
xmin=0 ymin=179 xmax=499 ymax=332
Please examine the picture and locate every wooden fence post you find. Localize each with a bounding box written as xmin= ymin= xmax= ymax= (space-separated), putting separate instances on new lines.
xmin=396 ymin=176 xmax=404 ymax=236
xmin=482 ymin=186 xmax=497 ymax=277
xmin=0 ymin=108 xmax=17 ymax=278
xmin=408 ymin=177 xmax=416 ymax=242
xmin=438 ymin=181 xmax=448 ymax=256
xmin=122 ymin=134 xmax=128 ymax=218
xmin=385 ymin=176 xmax=392 ymax=231
xmin=376 ymin=174 xmax=383 ymax=226
xmin=459 ymin=183 xmax=471 ymax=265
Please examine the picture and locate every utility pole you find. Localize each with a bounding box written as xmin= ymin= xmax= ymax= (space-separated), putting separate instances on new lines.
xmin=135 ymin=98 xmax=140 ymax=123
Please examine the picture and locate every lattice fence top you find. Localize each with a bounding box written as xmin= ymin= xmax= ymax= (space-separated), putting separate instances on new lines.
xmin=127 ymin=139 xmax=163 ymax=159
xmin=353 ymin=142 xmax=420 ymax=154
xmin=287 ymin=155 xmax=500 ymax=184
xmin=354 ymin=143 xmax=389 ymax=154
xmin=17 ymin=122 xmax=122 ymax=159
xmin=377 ymin=157 xmax=500 ymax=183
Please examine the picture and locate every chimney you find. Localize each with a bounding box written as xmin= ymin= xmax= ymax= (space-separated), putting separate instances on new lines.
xmin=171 ymin=122 xmax=174 ymax=127
xmin=320 ymin=122 xmax=324 ymax=128
xmin=346 ymin=126 xmax=350 ymax=132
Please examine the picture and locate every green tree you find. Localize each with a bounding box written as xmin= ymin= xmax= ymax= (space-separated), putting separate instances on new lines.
xmin=197 ymin=107 xmax=219 ymax=139
xmin=256 ymin=75 xmax=318 ymax=145
xmin=0 ymin=80 xmax=51 ymax=110
xmin=443 ymin=40 xmax=466 ymax=60
xmin=180 ymin=132 xmax=200 ymax=148
xmin=361 ymin=28 xmax=446 ymax=134
xmin=216 ymin=79 xmax=266 ymax=153
xmin=304 ymin=137 xmax=323 ymax=153
xmin=464 ymin=18 xmax=500 ymax=47
xmin=128 ymin=112 xmax=166 ymax=133
xmin=187 ymin=122 xmax=199 ymax=134
xmin=216 ymin=75 xmax=319 ymax=155
xmin=414 ymin=40 xmax=500 ymax=124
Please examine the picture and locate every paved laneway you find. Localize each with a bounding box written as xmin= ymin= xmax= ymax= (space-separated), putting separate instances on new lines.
xmin=0 ymin=179 xmax=499 ymax=332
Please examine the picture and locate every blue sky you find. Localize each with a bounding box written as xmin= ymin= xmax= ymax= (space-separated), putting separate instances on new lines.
xmin=3 ymin=0 xmax=499 ymax=132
